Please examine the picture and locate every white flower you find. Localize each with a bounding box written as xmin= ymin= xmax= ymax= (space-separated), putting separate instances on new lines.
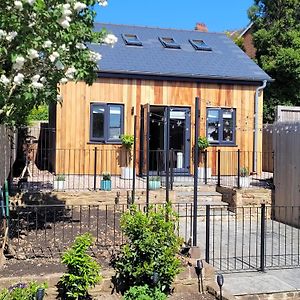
xmin=49 ymin=51 xmax=60 ymax=62
xmin=14 ymin=1 xmax=23 ymax=10
xmin=0 ymin=30 xmax=7 ymax=39
xmin=89 ymin=51 xmax=102 ymax=62
xmin=32 ymin=82 xmax=44 ymax=89
xmin=63 ymin=3 xmax=71 ymax=10
xmin=62 ymin=9 xmax=72 ymax=17
xmin=58 ymin=18 xmax=70 ymax=29
xmin=40 ymin=77 xmax=47 ymax=83
xmin=57 ymin=94 xmax=63 ymax=102
xmin=26 ymin=0 xmax=36 ymax=5
xmin=65 ymin=67 xmax=76 ymax=79
xmin=43 ymin=40 xmax=52 ymax=48
xmin=98 ymin=0 xmax=108 ymax=7
xmin=31 ymin=75 xmax=40 ymax=82
xmin=74 ymin=2 xmax=86 ymax=12
xmin=60 ymin=44 xmax=68 ymax=51
xmin=0 ymin=75 xmax=10 ymax=86
xmin=76 ymin=42 xmax=86 ymax=50
xmin=27 ymin=49 xmax=39 ymax=60
xmin=103 ymin=34 xmax=118 ymax=47
xmin=60 ymin=78 xmax=68 ymax=84
xmin=6 ymin=31 xmax=17 ymax=42
xmin=13 ymin=56 xmax=25 ymax=70
xmin=13 ymin=73 xmax=24 ymax=85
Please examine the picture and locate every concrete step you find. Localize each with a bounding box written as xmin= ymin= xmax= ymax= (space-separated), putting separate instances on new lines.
xmin=175 ymin=190 xmax=223 ymax=204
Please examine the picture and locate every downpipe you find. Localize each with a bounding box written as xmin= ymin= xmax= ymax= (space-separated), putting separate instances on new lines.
xmin=253 ymin=80 xmax=267 ymax=173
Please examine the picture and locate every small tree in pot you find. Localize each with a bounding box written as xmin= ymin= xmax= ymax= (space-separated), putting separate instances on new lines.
xmin=239 ymin=166 xmax=250 ymax=188
xmin=101 ymin=172 xmax=111 ymax=191
xmin=197 ymin=136 xmax=211 ymax=180
xmin=121 ymin=134 xmax=134 ymax=179
xmin=149 ymin=176 xmax=161 ymax=190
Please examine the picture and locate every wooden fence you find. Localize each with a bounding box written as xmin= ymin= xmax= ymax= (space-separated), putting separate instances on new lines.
xmin=273 ymin=122 xmax=300 ymax=227
xmin=0 ymin=125 xmax=16 ymax=186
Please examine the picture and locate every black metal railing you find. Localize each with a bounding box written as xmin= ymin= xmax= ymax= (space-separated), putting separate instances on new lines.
xmin=2 ymin=203 xmax=299 ymax=273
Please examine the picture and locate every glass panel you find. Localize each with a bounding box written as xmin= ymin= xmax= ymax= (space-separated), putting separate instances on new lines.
xmin=92 ymin=105 xmax=104 ymax=139
xmin=109 ymin=106 xmax=121 ymax=127
xmin=125 ymin=34 xmax=139 ymax=42
xmin=222 ymin=110 xmax=234 ymax=142
xmin=109 ymin=128 xmax=121 ymax=139
xmin=207 ymin=109 xmax=219 ymax=142
xmin=170 ymin=111 xmax=186 ymax=120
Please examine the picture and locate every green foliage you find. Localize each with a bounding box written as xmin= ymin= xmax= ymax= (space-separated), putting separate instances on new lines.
xmin=149 ymin=176 xmax=160 ymax=181
xmin=248 ymin=0 xmax=300 ymax=122
xmin=120 ymin=134 xmax=134 ymax=150
xmin=225 ymin=31 xmax=245 ymax=51
xmin=0 ymin=282 xmax=47 ymax=300
xmin=102 ymin=172 xmax=111 ymax=181
xmin=55 ymin=174 xmax=65 ymax=181
xmin=111 ymin=204 xmax=182 ymax=293
xmin=197 ymin=136 xmax=209 ymax=150
xmin=123 ymin=285 xmax=167 ymax=300
xmin=240 ymin=167 xmax=249 ymax=177
xmin=0 ymin=1 xmax=110 ymax=126
xmin=27 ymin=105 xmax=48 ymax=123
xmin=59 ymin=233 xmax=101 ymax=300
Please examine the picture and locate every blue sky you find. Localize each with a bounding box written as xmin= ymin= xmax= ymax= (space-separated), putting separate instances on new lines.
xmin=95 ymin=0 xmax=254 ymax=32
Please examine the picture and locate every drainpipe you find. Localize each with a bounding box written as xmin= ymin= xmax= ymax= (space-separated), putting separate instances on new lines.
xmin=253 ymin=80 xmax=267 ymax=173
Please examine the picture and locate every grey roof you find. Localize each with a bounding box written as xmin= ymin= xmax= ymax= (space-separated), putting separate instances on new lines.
xmin=90 ymin=23 xmax=271 ymax=83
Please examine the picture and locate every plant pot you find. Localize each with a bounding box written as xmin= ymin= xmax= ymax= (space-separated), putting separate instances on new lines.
xmin=53 ymin=180 xmax=65 ymax=191
xmin=149 ymin=180 xmax=161 ymax=190
xmin=237 ymin=176 xmax=250 ymax=188
xmin=121 ymin=167 xmax=133 ymax=179
xmin=198 ymin=167 xmax=212 ymax=180
xmin=101 ymin=180 xmax=111 ymax=191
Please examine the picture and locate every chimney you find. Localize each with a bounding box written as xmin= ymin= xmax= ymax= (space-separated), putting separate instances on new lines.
xmin=195 ymin=22 xmax=208 ymax=32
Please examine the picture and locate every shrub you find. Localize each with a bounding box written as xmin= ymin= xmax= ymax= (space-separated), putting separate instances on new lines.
xmin=149 ymin=176 xmax=160 ymax=181
xmin=102 ymin=172 xmax=111 ymax=181
xmin=59 ymin=233 xmax=101 ymax=300
xmin=120 ymin=134 xmax=134 ymax=150
xmin=27 ymin=105 xmax=49 ymax=123
xmin=111 ymin=204 xmax=182 ymax=293
xmin=55 ymin=174 xmax=65 ymax=181
xmin=240 ymin=167 xmax=249 ymax=177
xmin=197 ymin=136 xmax=209 ymax=150
xmin=0 ymin=282 xmax=47 ymax=300
xmin=123 ymin=285 xmax=167 ymax=300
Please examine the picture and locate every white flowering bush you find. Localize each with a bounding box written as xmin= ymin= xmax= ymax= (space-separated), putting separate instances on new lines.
xmin=0 ymin=0 xmax=117 ymax=126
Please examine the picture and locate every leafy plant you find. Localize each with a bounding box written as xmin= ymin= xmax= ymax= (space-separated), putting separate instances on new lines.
xmin=0 ymin=282 xmax=47 ymax=300
xmin=59 ymin=233 xmax=101 ymax=300
xmin=55 ymin=174 xmax=65 ymax=181
xmin=121 ymin=134 xmax=134 ymax=150
xmin=27 ymin=105 xmax=49 ymax=123
xmin=240 ymin=167 xmax=249 ymax=177
xmin=111 ymin=204 xmax=182 ymax=294
xmin=197 ymin=136 xmax=209 ymax=150
xmin=123 ymin=285 xmax=167 ymax=300
xmin=102 ymin=172 xmax=111 ymax=181
xmin=149 ymin=176 xmax=160 ymax=182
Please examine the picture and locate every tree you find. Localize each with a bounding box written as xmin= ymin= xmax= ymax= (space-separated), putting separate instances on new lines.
xmin=248 ymin=0 xmax=300 ymax=122
xmin=0 ymin=0 xmax=117 ymax=126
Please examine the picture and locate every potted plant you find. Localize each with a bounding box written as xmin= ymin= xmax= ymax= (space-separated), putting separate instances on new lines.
xmin=149 ymin=176 xmax=161 ymax=190
xmin=53 ymin=174 xmax=65 ymax=191
xmin=100 ymin=172 xmax=111 ymax=191
xmin=197 ymin=136 xmax=211 ymax=181
xmin=120 ymin=134 xmax=134 ymax=179
xmin=238 ymin=166 xmax=250 ymax=188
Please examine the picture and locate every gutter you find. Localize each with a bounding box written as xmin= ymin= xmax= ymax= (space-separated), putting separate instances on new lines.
xmin=253 ymin=80 xmax=267 ymax=173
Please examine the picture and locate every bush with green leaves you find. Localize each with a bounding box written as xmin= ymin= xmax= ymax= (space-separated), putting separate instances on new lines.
xmin=59 ymin=233 xmax=101 ymax=300
xmin=123 ymin=285 xmax=167 ymax=300
xmin=0 ymin=282 xmax=47 ymax=300
xmin=111 ymin=204 xmax=182 ymax=293
xmin=197 ymin=136 xmax=209 ymax=150
xmin=120 ymin=134 xmax=134 ymax=150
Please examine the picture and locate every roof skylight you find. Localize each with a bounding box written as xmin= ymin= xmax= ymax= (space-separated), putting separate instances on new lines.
xmin=122 ymin=34 xmax=142 ymax=46
xmin=159 ymin=37 xmax=181 ymax=49
xmin=189 ymin=39 xmax=212 ymax=51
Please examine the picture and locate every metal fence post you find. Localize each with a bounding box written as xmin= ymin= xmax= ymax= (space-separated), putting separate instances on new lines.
xmin=205 ymin=205 xmax=210 ymax=264
xmin=237 ymin=149 xmax=241 ymax=189
xmin=132 ymin=115 xmax=137 ymax=203
xmin=193 ymin=97 xmax=200 ymax=247
xmin=170 ymin=149 xmax=174 ymax=191
xmin=260 ymin=203 xmax=266 ymax=272
xmin=204 ymin=150 xmax=208 ymax=184
xmin=93 ymin=147 xmax=97 ymax=191
xmin=217 ymin=150 xmax=221 ymax=187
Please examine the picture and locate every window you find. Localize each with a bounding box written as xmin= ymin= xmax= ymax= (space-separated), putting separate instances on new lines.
xmin=159 ymin=37 xmax=181 ymax=49
xmin=206 ymin=108 xmax=235 ymax=145
xmin=122 ymin=34 xmax=142 ymax=46
xmin=90 ymin=103 xmax=124 ymax=143
xmin=189 ymin=39 xmax=212 ymax=51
